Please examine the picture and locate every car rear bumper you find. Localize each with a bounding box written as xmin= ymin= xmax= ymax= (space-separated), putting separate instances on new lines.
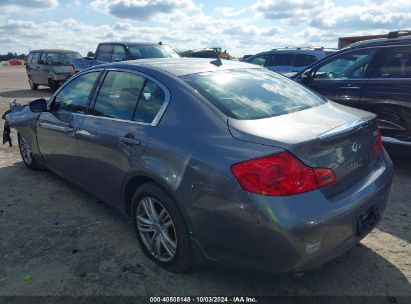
xmin=196 ymin=149 xmax=393 ymax=273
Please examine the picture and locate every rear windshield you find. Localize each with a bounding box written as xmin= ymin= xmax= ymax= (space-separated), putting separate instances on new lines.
xmin=128 ymin=45 xmax=180 ymax=59
xmin=181 ymin=69 xmax=325 ymax=120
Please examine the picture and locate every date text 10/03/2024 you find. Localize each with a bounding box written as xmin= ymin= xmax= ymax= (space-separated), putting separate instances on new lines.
xmin=149 ymin=297 xmax=258 ymax=303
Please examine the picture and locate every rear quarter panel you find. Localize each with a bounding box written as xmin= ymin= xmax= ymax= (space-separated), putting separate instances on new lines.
xmin=120 ymin=69 xmax=285 ymax=261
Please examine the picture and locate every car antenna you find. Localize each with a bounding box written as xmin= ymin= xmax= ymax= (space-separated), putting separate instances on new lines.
xmin=210 ymin=57 xmax=222 ymax=67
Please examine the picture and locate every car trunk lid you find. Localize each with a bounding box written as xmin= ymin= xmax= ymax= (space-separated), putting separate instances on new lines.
xmin=228 ymin=101 xmax=380 ymax=197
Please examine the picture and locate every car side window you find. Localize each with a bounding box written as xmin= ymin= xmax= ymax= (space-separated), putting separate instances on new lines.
xmin=96 ymin=44 xmax=114 ymax=62
xmin=93 ymin=71 xmax=145 ymax=120
xmin=294 ymin=54 xmax=317 ymax=67
xmin=52 ymin=72 xmax=100 ymax=113
xmin=40 ymin=53 xmax=47 ymax=64
xmin=312 ymin=49 xmax=376 ymax=80
xmin=269 ymin=54 xmax=294 ymax=66
xmin=31 ymin=53 xmax=39 ymax=64
xmin=372 ymin=46 xmax=411 ymax=78
xmin=133 ymin=80 xmax=166 ymax=124
xmin=112 ymin=45 xmax=127 ymax=62
xmin=249 ymin=55 xmax=268 ymax=66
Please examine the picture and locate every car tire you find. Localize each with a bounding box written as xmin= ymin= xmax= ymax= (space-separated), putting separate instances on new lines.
xmin=49 ymin=79 xmax=58 ymax=92
xmin=18 ymin=133 xmax=40 ymax=170
xmin=132 ymin=182 xmax=192 ymax=273
xmin=28 ymin=77 xmax=38 ymax=90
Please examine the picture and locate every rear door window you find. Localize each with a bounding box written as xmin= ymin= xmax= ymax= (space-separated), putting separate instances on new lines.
xmin=371 ymin=46 xmax=411 ymax=78
xmin=294 ymin=54 xmax=318 ymax=67
xmin=133 ymin=80 xmax=166 ymax=124
xmin=96 ymin=44 xmax=114 ymax=62
xmin=269 ymin=54 xmax=294 ymax=66
xmin=52 ymin=72 xmax=100 ymax=113
xmin=93 ymin=71 xmax=145 ymax=120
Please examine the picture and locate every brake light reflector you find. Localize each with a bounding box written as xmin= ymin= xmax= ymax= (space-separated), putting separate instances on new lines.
xmin=231 ymin=152 xmax=336 ymax=196
xmin=372 ymin=128 xmax=383 ymax=157
xmin=314 ymin=168 xmax=337 ymax=187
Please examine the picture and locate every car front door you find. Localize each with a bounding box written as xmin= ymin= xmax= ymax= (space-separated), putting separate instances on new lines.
xmin=304 ymin=48 xmax=378 ymax=108
xmin=77 ymin=70 xmax=169 ymax=205
xmin=36 ymin=71 xmax=101 ymax=182
xmin=361 ymin=45 xmax=411 ymax=141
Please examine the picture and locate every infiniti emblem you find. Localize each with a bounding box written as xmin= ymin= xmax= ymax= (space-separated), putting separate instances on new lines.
xmin=352 ymin=141 xmax=362 ymax=152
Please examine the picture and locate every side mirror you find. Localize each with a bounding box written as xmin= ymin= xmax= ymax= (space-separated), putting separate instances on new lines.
xmin=300 ymin=70 xmax=312 ymax=84
xmin=29 ymin=98 xmax=48 ymax=113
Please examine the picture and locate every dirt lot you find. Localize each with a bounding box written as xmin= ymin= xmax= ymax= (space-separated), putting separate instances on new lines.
xmin=0 ymin=66 xmax=410 ymax=297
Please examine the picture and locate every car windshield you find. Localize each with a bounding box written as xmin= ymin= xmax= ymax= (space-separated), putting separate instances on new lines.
xmin=127 ymin=45 xmax=180 ymax=59
xmin=181 ymin=69 xmax=325 ymax=120
xmin=46 ymin=52 xmax=82 ymax=65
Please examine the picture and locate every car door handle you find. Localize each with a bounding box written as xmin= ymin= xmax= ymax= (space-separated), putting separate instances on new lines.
xmin=340 ymin=86 xmax=360 ymax=89
xmin=119 ymin=137 xmax=141 ymax=145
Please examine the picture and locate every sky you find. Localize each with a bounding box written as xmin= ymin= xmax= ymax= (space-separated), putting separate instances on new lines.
xmin=0 ymin=0 xmax=410 ymax=57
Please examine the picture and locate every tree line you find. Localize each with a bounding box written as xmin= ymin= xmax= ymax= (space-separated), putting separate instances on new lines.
xmin=0 ymin=52 xmax=27 ymax=61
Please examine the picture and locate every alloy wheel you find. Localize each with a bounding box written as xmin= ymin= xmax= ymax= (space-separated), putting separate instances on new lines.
xmin=136 ymin=196 xmax=177 ymax=262
xmin=19 ymin=135 xmax=33 ymax=165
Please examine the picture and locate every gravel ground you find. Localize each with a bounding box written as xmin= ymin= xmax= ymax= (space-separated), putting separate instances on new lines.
xmin=0 ymin=66 xmax=410 ymax=297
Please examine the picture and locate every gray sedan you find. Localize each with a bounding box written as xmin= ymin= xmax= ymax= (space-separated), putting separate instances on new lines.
xmin=7 ymin=58 xmax=393 ymax=273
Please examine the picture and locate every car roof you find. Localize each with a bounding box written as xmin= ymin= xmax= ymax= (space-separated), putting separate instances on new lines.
xmin=98 ymin=41 xmax=163 ymax=46
xmin=30 ymin=49 xmax=79 ymax=53
xmin=345 ymin=35 xmax=411 ymax=49
xmin=248 ymin=48 xmax=328 ymax=58
xmin=91 ymin=58 xmax=260 ymax=77
xmin=292 ymin=32 xmax=411 ymax=79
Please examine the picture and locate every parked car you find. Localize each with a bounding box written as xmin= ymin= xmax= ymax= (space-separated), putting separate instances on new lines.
xmin=293 ymin=30 xmax=411 ymax=145
xmin=245 ymin=47 xmax=336 ymax=77
xmin=181 ymin=48 xmax=232 ymax=60
xmin=72 ymin=42 xmax=180 ymax=72
xmin=26 ymin=49 xmax=81 ymax=91
xmin=181 ymin=49 xmax=219 ymax=59
xmin=7 ymin=58 xmax=393 ymax=274
xmin=240 ymin=55 xmax=253 ymax=61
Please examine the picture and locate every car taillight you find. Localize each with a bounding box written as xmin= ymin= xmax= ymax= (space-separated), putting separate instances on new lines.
xmin=231 ymin=152 xmax=336 ymax=196
xmin=372 ymin=128 xmax=383 ymax=157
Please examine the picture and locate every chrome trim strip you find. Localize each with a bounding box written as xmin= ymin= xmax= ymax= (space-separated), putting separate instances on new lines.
xmin=318 ymin=117 xmax=374 ymax=140
xmin=37 ymin=122 xmax=67 ymax=133
xmin=46 ymin=67 xmax=171 ymax=127
xmin=382 ymin=136 xmax=411 ymax=146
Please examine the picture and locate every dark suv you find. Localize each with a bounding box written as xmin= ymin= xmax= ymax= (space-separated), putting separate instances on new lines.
xmin=293 ymin=30 xmax=411 ymax=145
